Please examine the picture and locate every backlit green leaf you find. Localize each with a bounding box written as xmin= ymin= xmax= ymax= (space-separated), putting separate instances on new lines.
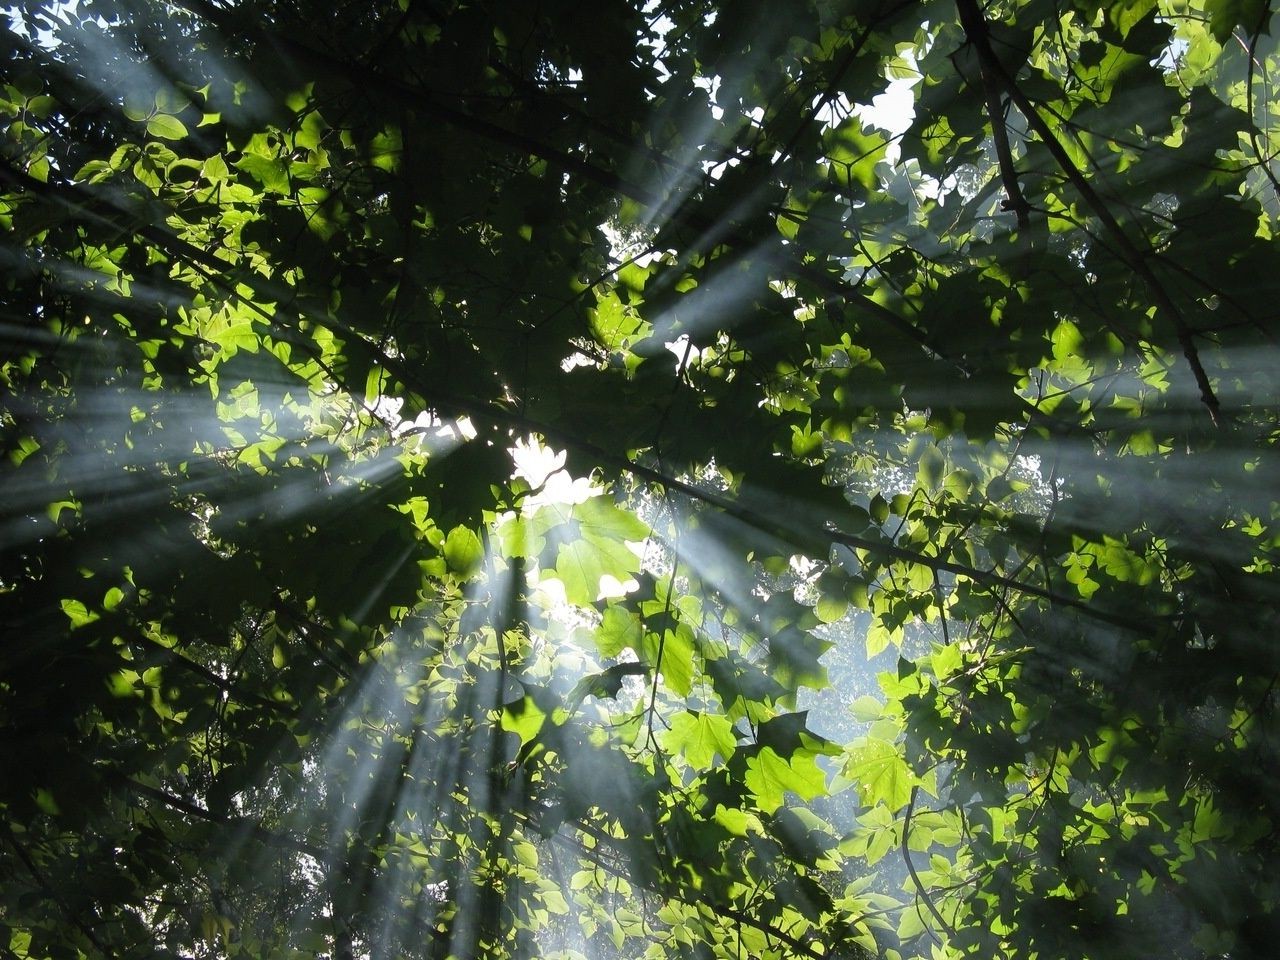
xmin=662 ymin=711 xmax=736 ymax=768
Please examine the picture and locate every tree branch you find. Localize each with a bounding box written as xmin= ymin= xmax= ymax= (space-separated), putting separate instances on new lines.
xmin=131 ymin=633 xmax=297 ymax=716
xmin=902 ymin=785 xmax=955 ymax=942
xmin=954 ymin=0 xmax=1222 ymax=425
xmin=955 ymin=2 xmax=1029 ymax=228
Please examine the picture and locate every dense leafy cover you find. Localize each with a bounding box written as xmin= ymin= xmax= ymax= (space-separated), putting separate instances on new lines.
xmin=2 ymin=0 xmax=1279 ymax=958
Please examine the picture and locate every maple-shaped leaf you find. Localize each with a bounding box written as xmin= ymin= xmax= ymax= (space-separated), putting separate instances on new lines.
xmin=843 ymin=736 xmax=913 ymax=812
xmin=744 ymin=746 xmax=828 ymax=814
xmin=662 ymin=710 xmax=737 ymax=768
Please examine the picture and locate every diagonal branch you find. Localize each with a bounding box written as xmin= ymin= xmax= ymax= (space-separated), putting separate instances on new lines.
xmin=955 ymin=2 xmax=1029 ymax=228
xmin=902 ymin=785 xmax=955 ymax=942
xmin=955 ymin=0 xmax=1223 ymax=426
xmin=773 ymin=3 xmax=912 ymax=166
xmin=119 ymin=776 xmax=328 ymax=860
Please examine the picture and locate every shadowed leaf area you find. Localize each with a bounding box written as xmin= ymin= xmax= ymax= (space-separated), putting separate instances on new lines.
xmin=2 ymin=0 xmax=1279 ymax=958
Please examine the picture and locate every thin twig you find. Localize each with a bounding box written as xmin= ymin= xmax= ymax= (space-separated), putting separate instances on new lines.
xmin=902 ymin=785 xmax=955 ymax=942
xmin=1240 ymin=14 xmax=1280 ymax=201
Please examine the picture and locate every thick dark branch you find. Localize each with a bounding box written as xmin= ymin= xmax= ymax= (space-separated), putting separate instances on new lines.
xmin=955 ymin=0 xmax=1223 ymax=425
xmin=132 ymin=633 xmax=297 ymax=715
xmin=955 ymin=2 xmax=1029 ymax=228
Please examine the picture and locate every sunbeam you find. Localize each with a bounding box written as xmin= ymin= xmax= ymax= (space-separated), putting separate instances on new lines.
xmin=4 ymin=2 xmax=1278 ymax=959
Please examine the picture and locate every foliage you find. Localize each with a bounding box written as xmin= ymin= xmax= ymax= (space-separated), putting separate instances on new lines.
xmin=2 ymin=0 xmax=1279 ymax=958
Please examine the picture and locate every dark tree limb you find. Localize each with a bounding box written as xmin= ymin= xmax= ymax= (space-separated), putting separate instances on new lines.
xmin=955 ymin=0 xmax=1223 ymax=426
xmin=132 ymin=633 xmax=297 ymax=715
xmin=120 ymin=776 xmax=328 ymax=861
xmin=955 ymin=1 xmax=1030 ymax=228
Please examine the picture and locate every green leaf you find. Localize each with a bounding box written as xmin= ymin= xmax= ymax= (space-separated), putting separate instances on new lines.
xmin=207 ymin=319 xmax=259 ymax=356
xmin=1050 ymin=318 xmax=1084 ymax=361
xmin=574 ymin=495 xmax=650 ymax=542
xmin=567 ymin=661 xmax=645 ymax=708
xmin=369 ymin=127 xmax=403 ymax=171
xmin=73 ymin=159 xmax=115 ymax=183
xmin=897 ymin=905 xmax=926 ymax=941
xmin=102 ymin=586 xmax=125 ymax=612
xmin=916 ymin=446 xmax=945 ymax=492
xmin=202 ymin=154 xmax=230 ymax=182
xmin=662 ymin=711 xmax=737 ymax=767
xmin=745 ymin=747 xmax=827 ymax=814
xmin=443 ymin=526 xmax=484 ymax=575
xmin=513 ymin=840 xmax=538 ymax=868
xmin=928 ymin=642 xmax=963 ymax=679
xmin=235 ymin=153 xmax=290 ymax=194
xmin=59 ymin=598 xmax=100 ymax=629
xmin=866 ymin=620 xmax=900 ymax=658
xmin=815 ymin=591 xmax=849 ymax=624
xmin=538 ymin=887 xmax=570 ymax=915
xmin=843 ymin=736 xmax=912 ymax=811
xmin=121 ymin=97 xmax=151 ymax=121
xmin=713 ymin=804 xmax=763 ymax=836
xmin=146 ymin=114 xmax=188 ymax=140
xmin=850 ymin=695 xmax=883 ymax=722
xmin=1206 ymin=0 xmax=1268 ymax=42
xmin=640 ymin=623 xmax=695 ymax=696
xmin=595 ymin=606 xmax=643 ymax=657
xmin=554 ymin=537 xmax=634 ymax=605
xmin=501 ymin=694 xmax=546 ymax=746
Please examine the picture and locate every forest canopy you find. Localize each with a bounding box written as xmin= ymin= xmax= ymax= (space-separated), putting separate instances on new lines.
xmin=2 ymin=0 xmax=1279 ymax=958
